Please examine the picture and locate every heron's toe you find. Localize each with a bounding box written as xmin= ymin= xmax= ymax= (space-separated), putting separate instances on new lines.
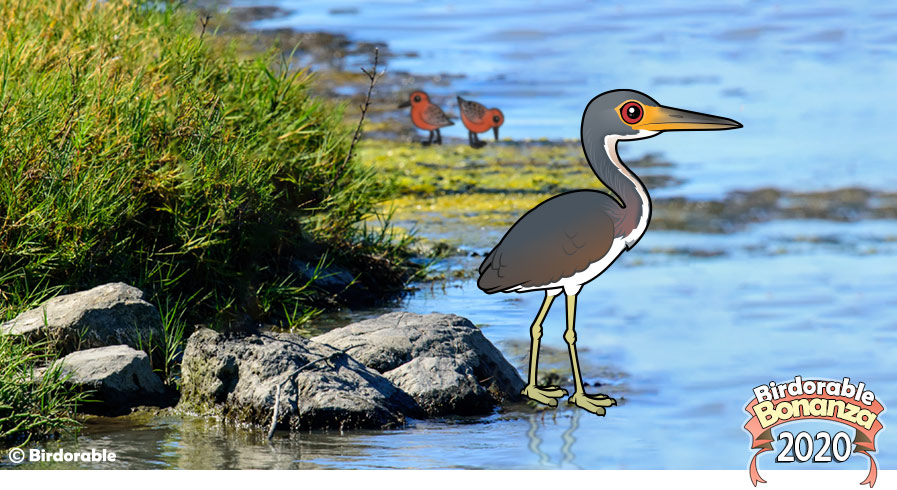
xmin=568 ymin=392 xmax=616 ymax=416
xmin=522 ymin=384 xmax=568 ymax=407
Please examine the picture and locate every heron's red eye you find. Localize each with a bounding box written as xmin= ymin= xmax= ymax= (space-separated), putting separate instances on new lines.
xmin=620 ymin=102 xmax=643 ymax=124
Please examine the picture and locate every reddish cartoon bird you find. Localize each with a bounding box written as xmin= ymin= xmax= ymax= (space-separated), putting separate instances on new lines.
xmin=457 ymin=96 xmax=504 ymax=148
xmin=398 ymin=91 xmax=454 ymax=146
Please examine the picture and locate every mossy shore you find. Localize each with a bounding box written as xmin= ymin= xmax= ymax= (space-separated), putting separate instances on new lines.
xmin=358 ymin=140 xmax=676 ymax=250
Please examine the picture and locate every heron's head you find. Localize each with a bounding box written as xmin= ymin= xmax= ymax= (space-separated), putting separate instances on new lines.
xmin=487 ymin=108 xmax=504 ymax=140
xmin=582 ymin=89 xmax=741 ymax=142
xmin=398 ymin=91 xmax=430 ymax=109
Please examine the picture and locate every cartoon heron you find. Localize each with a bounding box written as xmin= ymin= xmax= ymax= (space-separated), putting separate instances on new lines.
xmin=398 ymin=91 xmax=454 ymax=146
xmin=477 ymin=90 xmax=741 ymax=415
xmin=457 ymin=96 xmax=504 ymax=148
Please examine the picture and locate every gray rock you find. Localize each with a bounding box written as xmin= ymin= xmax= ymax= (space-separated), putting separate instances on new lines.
xmin=312 ymin=312 xmax=524 ymax=416
xmin=51 ymin=345 xmax=168 ymax=414
xmin=384 ymin=357 xmax=493 ymax=415
xmin=0 ymin=283 xmax=163 ymax=357
xmin=179 ymin=328 xmax=422 ymax=431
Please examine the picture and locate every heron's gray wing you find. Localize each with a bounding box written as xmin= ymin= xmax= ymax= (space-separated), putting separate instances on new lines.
xmin=478 ymin=191 xmax=619 ymax=293
xmin=422 ymin=104 xmax=454 ymax=127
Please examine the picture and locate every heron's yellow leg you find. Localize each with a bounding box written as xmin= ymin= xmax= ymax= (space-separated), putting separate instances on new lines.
xmin=521 ymin=292 xmax=568 ymax=407
xmin=564 ymin=293 xmax=616 ymax=416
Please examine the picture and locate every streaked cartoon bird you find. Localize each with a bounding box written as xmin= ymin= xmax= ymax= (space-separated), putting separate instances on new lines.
xmin=457 ymin=96 xmax=504 ymax=148
xmin=478 ymin=90 xmax=741 ymax=415
xmin=398 ymin=91 xmax=454 ymax=146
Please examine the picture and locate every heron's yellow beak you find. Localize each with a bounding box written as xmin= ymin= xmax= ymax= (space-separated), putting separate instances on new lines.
xmin=633 ymin=105 xmax=741 ymax=131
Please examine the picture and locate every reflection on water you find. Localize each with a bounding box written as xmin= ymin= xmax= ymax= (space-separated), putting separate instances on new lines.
xmin=527 ymin=414 xmax=548 ymax=466
xmin=560 ymin=410 xmax=580 ymax=468
xmin=526 ymin=410 xmax=582 ymax=468
xmin=5 ymin=405 xmax=597 ymax=469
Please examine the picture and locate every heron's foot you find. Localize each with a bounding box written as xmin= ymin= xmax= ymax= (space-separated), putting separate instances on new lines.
xmin=522 ymin=384 xmax=569 ymax=407
xmin=421 ymin=141 xmax=432 ymax=147
xmin=471 ymin=140 xmax=488 ymax=149
xmin=568 ymin=392 xmax=616 ymax=416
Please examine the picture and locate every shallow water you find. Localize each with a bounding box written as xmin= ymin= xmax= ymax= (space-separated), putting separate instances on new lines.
xmin=7 ymin=219 xmax=897 ymax=470
xmin=246 ymin=0 xmax=897 ymax=198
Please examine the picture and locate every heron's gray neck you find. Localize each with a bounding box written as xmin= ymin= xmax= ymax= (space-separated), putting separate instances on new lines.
xmin=582 ymin=133 xmax=653 ymax=248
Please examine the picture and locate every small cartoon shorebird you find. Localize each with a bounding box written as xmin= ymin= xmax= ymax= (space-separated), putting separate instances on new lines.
xmin=478 ymin=90 xmax=741 ymax=415
xmin=398 ymin=91 xmax=454 ymax=146
xmin=457 ymin=96 xmax=504 ymax=148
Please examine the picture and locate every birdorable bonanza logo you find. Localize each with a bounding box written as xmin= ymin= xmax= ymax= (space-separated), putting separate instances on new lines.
xmin=744 ymin=376 xmax=885 ymax=487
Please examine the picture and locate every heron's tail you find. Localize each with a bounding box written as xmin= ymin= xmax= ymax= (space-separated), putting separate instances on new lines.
xmin=477 ymin=250 xmax=517 ymax=294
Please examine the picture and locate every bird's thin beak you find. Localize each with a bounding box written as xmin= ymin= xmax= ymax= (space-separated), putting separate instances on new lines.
xmin=398 ymin=101 xmax=411 ymax=109
xmin=635 ymin=105 xmax=742 ymax=131
xmin=493 ymin=127 xmax=499 ymax=141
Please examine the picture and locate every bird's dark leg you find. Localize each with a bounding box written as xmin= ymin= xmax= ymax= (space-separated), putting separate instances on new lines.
xmin=564 ymin=293 xmax=616 ymax=415
xmin=423 ymin=130 xmax=434 ymax=146
xmin=521 ymin=291 xmax=568 ymax=407
xmin=467 ymin=130 xmax=474 ymax=148
xmin=436 ymin=128 xmax=443 ymax=145
xmin=472 ymin=132 xmax=486 ymax=149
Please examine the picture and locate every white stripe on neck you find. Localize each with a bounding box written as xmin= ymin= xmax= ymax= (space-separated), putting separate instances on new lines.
xmin=603 ymin=132 xmax=655 ymax=248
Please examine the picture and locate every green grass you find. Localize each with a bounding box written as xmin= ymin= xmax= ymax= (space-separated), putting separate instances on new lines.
xmin=0 ymin=0 xmax=416 ymax=444
xmin=0 ymin=333 xmax=86 ymax=448
xmin=0 ymin=0 xmax=412 ymax=326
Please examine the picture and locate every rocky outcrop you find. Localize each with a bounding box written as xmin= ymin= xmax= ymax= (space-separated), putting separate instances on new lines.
xmin=179 ymin=328 xmax=422 ymax=430
xmin=0 ymin=282 xmax=163 ymax=357
xmin=49 ymin=345 xmax=170 ymax=414
xmin=3 ymin=281 xmax=524 ymax=428
xmin=312 ymin=312 xmax=524 ymax=416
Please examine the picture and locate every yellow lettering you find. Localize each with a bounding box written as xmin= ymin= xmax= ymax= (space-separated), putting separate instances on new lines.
xmin=842 ymin=403 xmax=859 ymax=424
xmin=793 ymin=398 xmax=812 ymax=418
xmin=827 ymin=399 xmax=845 ymax=418
xmin=857 ymin=410 xmax=877 ymax=430
xmin=809 ymin=399 xmax=826 ymax=417
xmin=756 ymin=401 xmax=778 ymax=429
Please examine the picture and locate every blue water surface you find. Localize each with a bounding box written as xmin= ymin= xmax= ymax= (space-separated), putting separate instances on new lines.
xmin=248 ymin=0 xmax=897 ymax=197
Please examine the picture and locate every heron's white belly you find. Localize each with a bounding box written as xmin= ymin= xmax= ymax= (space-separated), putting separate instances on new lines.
xmin=510 ymin=238 xmax=627 ymax=296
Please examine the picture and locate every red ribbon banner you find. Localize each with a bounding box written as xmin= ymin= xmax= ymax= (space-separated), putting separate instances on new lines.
xmin=744 ymin=381 xmax=885 ymax=487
